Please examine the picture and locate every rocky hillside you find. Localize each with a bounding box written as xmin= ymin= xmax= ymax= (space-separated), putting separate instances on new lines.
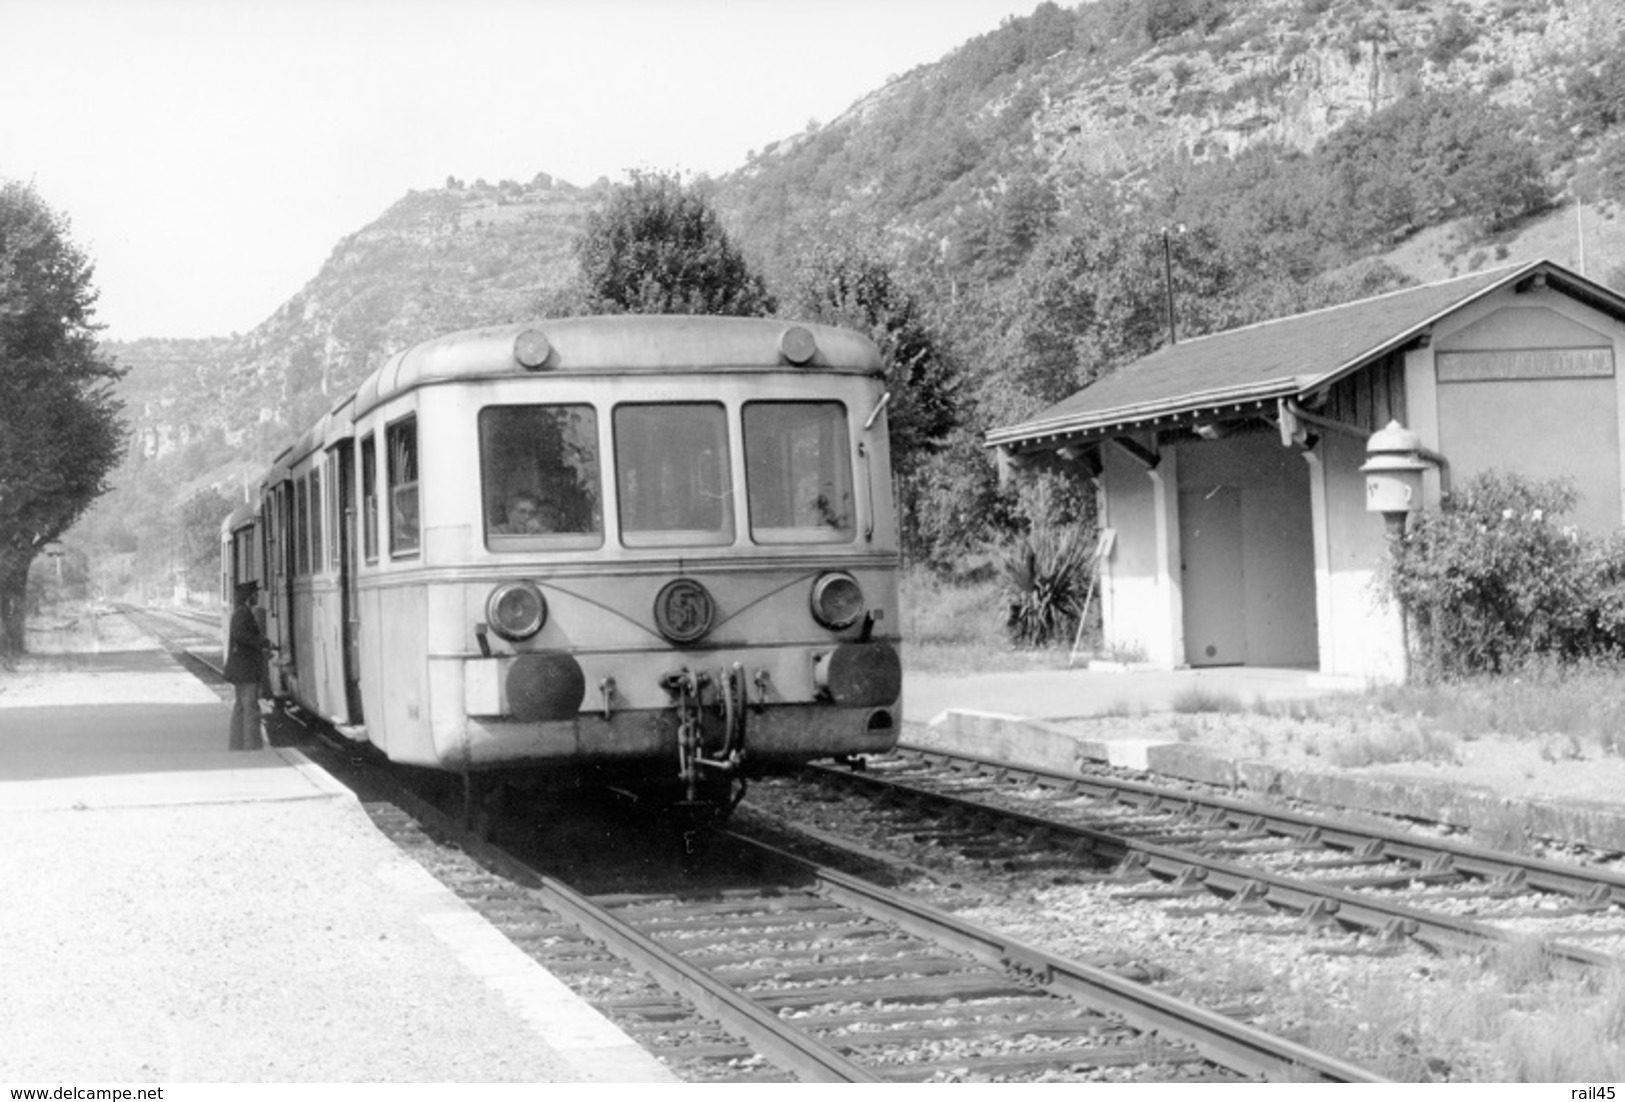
xmin=107 ymin=173 xmax=600 ymax=465
xmin=721 ymin=0 xmax=1623 ymax=281
xmin=80 ymin=0 xmax=1625 ymax=592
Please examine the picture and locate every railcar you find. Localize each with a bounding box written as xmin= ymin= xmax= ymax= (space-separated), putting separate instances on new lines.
xmin=218 ymin=500 xmax=262 ymax=667
xmin=223 ymin=314 xmax=902 ymax=816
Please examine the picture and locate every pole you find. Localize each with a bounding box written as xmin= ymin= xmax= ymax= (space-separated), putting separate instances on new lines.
xmin=1577 ymin=198 xmax=1586 ymax=277
xmin=1386 ymin=512 xmax=1411 ymax=683
xmin=1162 ymin=227 xmax=1178 ymax=346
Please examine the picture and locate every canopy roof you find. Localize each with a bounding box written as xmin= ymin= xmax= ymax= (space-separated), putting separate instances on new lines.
xmin=987 ymin=259 xmax=1625 ymax=454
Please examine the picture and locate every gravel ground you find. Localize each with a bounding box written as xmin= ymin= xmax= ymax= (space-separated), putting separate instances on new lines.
xmin=743 ymin=774 xmax=1625 ymax=1083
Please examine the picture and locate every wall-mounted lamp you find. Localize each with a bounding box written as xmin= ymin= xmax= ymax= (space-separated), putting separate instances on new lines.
xmin=1360 ymin=420 xmax=1431 ymax=525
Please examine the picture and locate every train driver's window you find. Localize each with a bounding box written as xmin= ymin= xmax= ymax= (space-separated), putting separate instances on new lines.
xmin=743 ymin=401 xmax=855 ymax=544
xmin=614 ymin=403 xmax=733 ymax=548
xmin=387 ymin=417 xmax=420 ymax=558
xmin=479 ymin=405 xmax=602 ymax=549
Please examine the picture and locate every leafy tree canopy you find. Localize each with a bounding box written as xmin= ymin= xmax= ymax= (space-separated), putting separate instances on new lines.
xmin=781 ymin=242 xmax=960 ymax=462
xmin=0 ymin=181 xmax=125 ymax=656
xmin=781 ymin=242 xmax=967 ymax=561
xmin=574 ymin=170 xmax=775 ymax=316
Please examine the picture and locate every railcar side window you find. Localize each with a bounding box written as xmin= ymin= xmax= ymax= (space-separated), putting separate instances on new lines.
xmin=479 ymin=405 xmax=602 ymax=549
xmin=743 ymin=401 xmax=855 ymax=544
xmin=387 ymin=417 xmax=420 ymax=558
xmin=294 ymin=476 xmax=309 ymax=575
xmin=325 ymin=451 xmax=342 ymax=573
xmin=310 ymin=467 xmax=324 ymax=575
xmin=360 ymin=433 xmax=378 ymax=563
xmin=614 ymin=403 xmax=733 ymax=547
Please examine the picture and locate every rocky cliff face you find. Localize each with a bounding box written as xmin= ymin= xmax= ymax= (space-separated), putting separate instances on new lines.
xmin=1028 ymin=0 xmax=1616 ymax=175
xmin=107 ymin=174 xmax=599 ymax=468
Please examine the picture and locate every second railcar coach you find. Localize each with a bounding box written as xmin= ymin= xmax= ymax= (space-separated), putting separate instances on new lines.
xmin=244 ymin=314 xmax=903 ymax=817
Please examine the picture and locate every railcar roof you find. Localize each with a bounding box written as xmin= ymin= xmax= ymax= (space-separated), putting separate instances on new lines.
xmin=219 ymin=501 xmax=257 ymax=536
xmin=352 ymin=315 xmax=883 ymax=420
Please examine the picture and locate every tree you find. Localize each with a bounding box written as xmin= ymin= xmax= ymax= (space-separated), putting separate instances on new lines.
xmin=781 ymin=243 xmax=962 ymax=560
xmin=0 ymin=182 xmax=125 ymax=657
xmin=574 ymin=170 xmax=775 ymax=316
xmin=179 ymin=488 xmax=237 ymax=596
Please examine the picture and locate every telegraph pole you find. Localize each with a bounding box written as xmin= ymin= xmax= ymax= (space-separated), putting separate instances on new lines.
xmin=1161 ymin=225 xmax=1184 ymax=345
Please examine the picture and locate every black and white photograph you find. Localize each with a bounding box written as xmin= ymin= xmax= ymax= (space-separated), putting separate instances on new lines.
xmin=3 ymin=0 xmax=1625 ymax=1092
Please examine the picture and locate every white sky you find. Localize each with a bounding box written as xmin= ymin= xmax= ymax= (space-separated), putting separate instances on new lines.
xmin=0 ymin=0 xmax=1036 ymax=340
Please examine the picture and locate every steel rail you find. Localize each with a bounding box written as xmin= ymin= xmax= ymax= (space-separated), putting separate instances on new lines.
xmin=812 ymin=752 xmax=1622 ymax=968
xmin=254 ymin=675 xmax=1382 ymax=1083
xmin=285 ymin=714 xmax=878 ymax=1083
xmin=117 ymin=604 xmax=226 ymax=677
xmin=892 ymin=746 xmax=1625 ymax=907
xmin=523 ymin=870 xmax=879 ymax=1083
xmin=727 ymin=829 xmax=1386 ymax=1083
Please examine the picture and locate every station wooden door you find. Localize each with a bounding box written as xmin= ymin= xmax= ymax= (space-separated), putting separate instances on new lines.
xmin=1179 ymin=485 xmax=1245 ymax=666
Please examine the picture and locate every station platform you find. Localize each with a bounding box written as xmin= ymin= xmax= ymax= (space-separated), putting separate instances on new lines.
xmin=902 ymin=663 xmax=1359 ymax=729
xmin=900 ymin=663 xmax=1625 ymax=854
xmin=0 ymin=648 xmax=675 ymax=1083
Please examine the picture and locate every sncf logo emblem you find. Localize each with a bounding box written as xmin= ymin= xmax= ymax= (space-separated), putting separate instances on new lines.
xmin=655 ymin=578 xmax=716 ymax=644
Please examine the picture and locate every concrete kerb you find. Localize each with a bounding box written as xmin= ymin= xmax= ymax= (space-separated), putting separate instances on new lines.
xmin=908 ymin=708 xmax=1625 ymax=854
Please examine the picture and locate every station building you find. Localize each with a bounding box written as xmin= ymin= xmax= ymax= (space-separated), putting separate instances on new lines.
xmin=986 ymin=259 xmax=1625 ymax=682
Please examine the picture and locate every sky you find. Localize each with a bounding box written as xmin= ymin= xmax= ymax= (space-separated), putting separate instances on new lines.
xmin=1 ymin=0 xmax=1037 ymax=341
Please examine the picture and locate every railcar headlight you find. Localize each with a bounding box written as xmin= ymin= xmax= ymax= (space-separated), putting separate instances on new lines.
xmin=487 ymin=580 xmax=547 ymax=641
xmin=810 ymin=572 xmax=864 ymax=630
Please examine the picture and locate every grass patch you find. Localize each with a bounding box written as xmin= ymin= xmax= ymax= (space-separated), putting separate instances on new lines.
xmin=1170 ymin=686 xmax=1245 ymax=714
xmin=1242 ymin=942 xmax=1625 ymax=1081
xmin=1325 ymin=725 xmax=1462 ymax=769
xmin=1343 ymin=659 xmax=1625 ymax=754
xmin=1251 ymin=696 xmax=1324 ymax=722
xmin=900 ymin=569 xmax=1072 ymax=674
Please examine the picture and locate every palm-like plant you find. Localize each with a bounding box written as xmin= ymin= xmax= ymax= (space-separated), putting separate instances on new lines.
xmin=1003 ymin=525 xmax=1095 ymax=647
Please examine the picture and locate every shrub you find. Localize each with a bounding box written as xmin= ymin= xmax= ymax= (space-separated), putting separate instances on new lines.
xmin=1002 ymin=524 xmax=1095 ymax=647
xmin=1385 ymin=472 xmax=1602 ymax=677
xmin=1427 ymin=10 xmax=1478 ymax=67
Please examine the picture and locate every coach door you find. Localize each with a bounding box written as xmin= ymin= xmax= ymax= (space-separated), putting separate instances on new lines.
xmin=336 ymin=439 xmax=364 ymax=724
xmin=266 ymin=479 xmax=295 ymax=694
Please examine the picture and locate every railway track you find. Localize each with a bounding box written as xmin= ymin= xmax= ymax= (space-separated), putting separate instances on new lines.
xmin=757 ymin=748 xmax=1625 ymax=970
xmin=120 ymin=602 xmax=223 ymax=672
xmin=120 ymin=604 xmax=1383 ymax=1084
xmin=358 ymin=774 xmax=1382 ymax=1083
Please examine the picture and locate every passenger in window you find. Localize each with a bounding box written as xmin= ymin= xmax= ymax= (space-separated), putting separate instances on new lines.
xmin=393 ymin=487 xmax=419 ymax=551
xmin=493 ymin=491 xmax=556 ymax=534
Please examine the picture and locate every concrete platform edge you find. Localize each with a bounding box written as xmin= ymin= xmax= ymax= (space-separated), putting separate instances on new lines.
xmin=369 ymin=853 xmax=677 ymax=1082
xmin=303 ymin=760 xmax=679 ymax=1082
xmin=909 ymin=709 xmax=1625 ymax=853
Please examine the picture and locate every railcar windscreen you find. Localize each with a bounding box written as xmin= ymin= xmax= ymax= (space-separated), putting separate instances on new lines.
xmin=614 ymin=403 xmax=734 ymax=548
xmin=479 ymin=404 xmax=603 ymax=549
xmin=743 ymin=401 xmax=855 ymax=544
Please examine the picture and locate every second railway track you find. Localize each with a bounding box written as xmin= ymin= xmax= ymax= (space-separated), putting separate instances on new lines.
xmin=770 ymin=747 xmax=1625 ymax=969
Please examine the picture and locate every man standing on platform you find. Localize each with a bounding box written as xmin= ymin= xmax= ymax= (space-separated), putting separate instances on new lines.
xmin=224 ymin=581 xmax=270 ymax=751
